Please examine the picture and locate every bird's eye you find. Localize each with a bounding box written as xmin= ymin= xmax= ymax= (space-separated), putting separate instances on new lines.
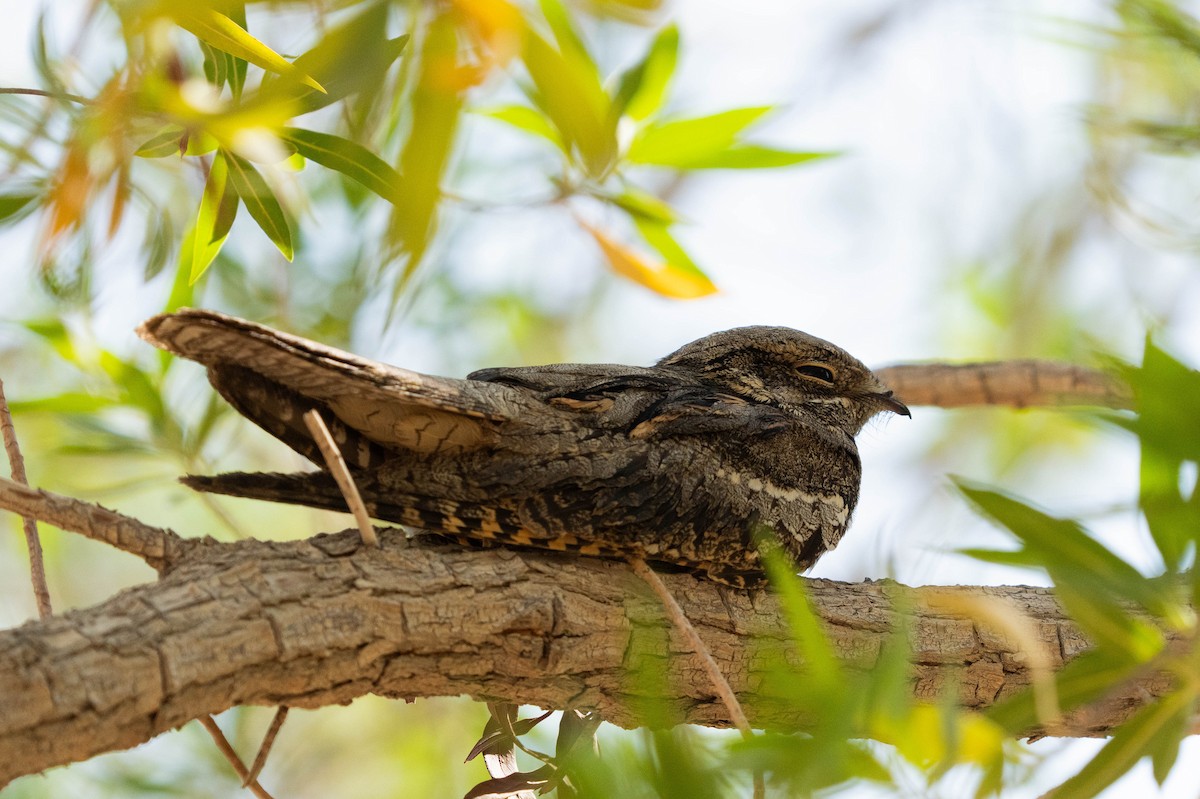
xmin=796 ymin=364 xmax=835 ymax=384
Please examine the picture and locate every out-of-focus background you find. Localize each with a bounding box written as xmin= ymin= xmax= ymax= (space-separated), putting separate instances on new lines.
xmin=2 ymin=1 xmax=1199 ymax=796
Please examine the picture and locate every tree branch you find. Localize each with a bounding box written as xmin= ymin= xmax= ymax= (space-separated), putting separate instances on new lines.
xmin=0 ymin=476 xmax=192 ymax=572
xmin=0 ymin=529 xmax=1169 ymax=787
xmin=875 ymin=361 xmax=1132 ymax=409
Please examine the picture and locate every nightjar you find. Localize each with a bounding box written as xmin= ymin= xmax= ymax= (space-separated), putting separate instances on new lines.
xmin=139 ymin=309 xmax=908 ymax=587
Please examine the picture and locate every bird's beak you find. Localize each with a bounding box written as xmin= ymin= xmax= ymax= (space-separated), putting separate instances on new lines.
xmin=875 ymin=390 xmax=911 ymax=418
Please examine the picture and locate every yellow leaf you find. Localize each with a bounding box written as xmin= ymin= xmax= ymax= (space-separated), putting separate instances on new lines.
xmin=174 ymin=7 xmax=325 ymax=93
xmin=579 ymin=220 xmax=717 ymax=299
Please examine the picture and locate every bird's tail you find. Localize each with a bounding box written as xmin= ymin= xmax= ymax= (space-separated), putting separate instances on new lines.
xmin=182 ymin=470 xmax=531 ymax=542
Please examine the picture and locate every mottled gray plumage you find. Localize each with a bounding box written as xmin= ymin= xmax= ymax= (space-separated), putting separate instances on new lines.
xmin=138 ymin=309 xmax=909 ymax=586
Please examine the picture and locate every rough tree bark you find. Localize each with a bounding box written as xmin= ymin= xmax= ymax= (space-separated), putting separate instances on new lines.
xmin=0 ymin=479 xmax=1170 ymax=788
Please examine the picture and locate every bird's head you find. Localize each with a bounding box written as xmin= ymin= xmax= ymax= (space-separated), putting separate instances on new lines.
xmin=659 ymin=326 xmax=910 ymax=435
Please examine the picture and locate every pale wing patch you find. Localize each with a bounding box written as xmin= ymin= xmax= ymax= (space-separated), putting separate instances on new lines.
xmin=326 ymin=396 xmax=493 ymax=455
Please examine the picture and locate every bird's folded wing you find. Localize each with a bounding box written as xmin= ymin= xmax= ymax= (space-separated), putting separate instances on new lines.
xmin=138 ymin=309 xmax=527 ymax=459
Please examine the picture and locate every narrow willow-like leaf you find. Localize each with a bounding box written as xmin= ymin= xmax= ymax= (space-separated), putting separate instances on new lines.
xmin=174 ymin=7 xmax=325 ymax=93
xmin=957 ymin=482 xmax=1170 ymax=620
xmin=608 ymin=187 xmax=677 ymax=224
xmin=580 ymin=220 xmax=716 ymax=299
xmin=613 ymin=24 xmax=679 ymax=121
xmin=762 ymin=546 xmax=842 ymax=698
xmin=281 ymin=127 xmax=403 ymax=203
xmin=223 ymin=150 xmax=293 ymax=261
xmin=1052 ymin=687 xmax=1197 ymax=799
xmin=283 ymin=2 xmax=408 ymax=115
xmin=627 ymin=106 xmax=772 ymax=166
xmin=987 ymin=649 xmax=1140 ymax=735
xmin=522 ymin=28 xmax=616 ymax=176
xmin=0 ymin=193 xmax=38 ymax=223
xmin=184 ymin=152 xmax=237 ymax=283
xmin=672 ymin=146 xmax=837 ymax=170
xmin=478 ymin=105 xmax=563 ymax=147
xmin=389 ymin=11 xmax=464 ymax=282
xmin=633 ymin=218 xmax=710 ymax=280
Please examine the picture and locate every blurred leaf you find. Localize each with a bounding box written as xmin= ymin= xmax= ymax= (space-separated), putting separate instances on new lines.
xmin=199 ymin=38 xmax=227 ymax=91
xmin=521 ymin=28 xmax=616 ymax=176
xmin=762 ymin=546 xmax=841 ymax=697
xmin=1113 ymin=337 xmax=1200 ymax=463
xmin=731 ymin=734 xmax=888 ymax=793
xmin=478 ymin=104 xmax=563 ymax=147
xmin=280 ymin=127 xmax=404 ymax=203
xmin=389 ymin=12 xmax=466 ymax=279
xmin=675 ymin=145 xmax=836 ymax=170
xmin=606 ymin=186 xmax=677 ymax=224
xmin=1052 ymin=581 xmax=1163 ymax=661
xmin=135 ymin=127 xmax=221 ymax=158
xmin=0 ymin=192 xmax=39 ymax=224
xmin=612 ymin=24 xmax=679 ymax=121
xmin=8 ymin=393 xmax=117 ymax=415
xmin=1052 ymin=685 xmax=1197 ymax=798
xmin=579 ymin=219 xmax=716 ymax=299
xmin=223 ymin=149 xmax=293 ymax=261
xmin=987 ymin=649 xmax=1141 ymax=735
xmin=633 ymin=217 xmax=710 ymax=281
xmin=23 ymin=318 xmax=82 ymax=367
xmin=538 ymin=0 xmax=600 ymax=85
xmin=958 ymin=482 xmax=1173 ymax=627
xmin=172 ymin=6 xmax=325 ymax=93
xmin=1138 ymin=445 xmax=1194 ymax=573
xmin=285 ymin=3 xmax=409 ymax=114
xmin=627 ymin=106 xmax=771 ymax=166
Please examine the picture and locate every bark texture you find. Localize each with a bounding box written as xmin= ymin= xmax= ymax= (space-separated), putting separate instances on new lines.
xmin=0 ymin=529 xmax=1168 ymax=786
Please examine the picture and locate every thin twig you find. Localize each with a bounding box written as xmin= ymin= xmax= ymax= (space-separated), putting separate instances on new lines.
xmin=302 ymin=410 xmax=378 ymax=547
xmin=628 ymin=558 xmax=765 ymax=798
xmin=244 ymin=707 xmax=289 ymax=788
xmin=628 ymin=557 xmax=751 ymax=734
xmin=197 ymin=715 xmax=278 ymax=799
xmin=0 ymin=86 xmax=89 ymax=104
xmin=0 ymin=379 xmax=53 ymax=618
xmin=0 ymin=475 xmax=189 ymax=572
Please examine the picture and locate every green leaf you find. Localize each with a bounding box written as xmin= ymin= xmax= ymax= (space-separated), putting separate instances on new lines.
xmin=633 ymin=217 xmax=708 ymax=280
xmin=957 ymin=482 xmax=1171 ymax=624
xmin=7 ymin=393 xmax=117 ymax=415
xmin=181 ymin=151 xmax=238 ymax=283
xmin=607 ymin=187 xmax=678 ymax=224
xmin=283 ymin=3 xmax=408 ymax=115
xmin=199 ymin=38 xmax=227 ymax=89
xmin=627 ymin=106 xmax=772 ymax=166
xmin=388 ymin=11 xmax=464 ymax=280
xmin=538 ymin=0 xmax=601 ymax=85
xmin=478 ymin=104 xmax=563 ymax=148
xmin=613 ymin=24 xmax=679 ymax=121
xmin=280 ymin=127 xmax=404 ymax=203
xmin=521 ymin=28 xmax=616 ymax=177
xmin=1053 ymin=687 xmax=1197 ymax=798
xmin=1116 ymin=337 xmax=1200 ymax=462
xmin=136 ymin=128 xmax=186 ymax=158
xmin=1138 ymin=445 xmax=1193 ymax=572
xmin=0 ymin=193 xmax=39 ymax=224
xmin=674 ymin=145 xmax=837 ymax=170
xmin=581 ymin=219 xmax=716 ymax=299
xmin=174 ymin=7 xmax=325 ymax=93
xmin=762 ymin=545 xmax=841 ymax=697
xmin=987 ymin=649 xmax=1141 ymax=735
xmin=223 ymin=150 xmax=293 ymax=261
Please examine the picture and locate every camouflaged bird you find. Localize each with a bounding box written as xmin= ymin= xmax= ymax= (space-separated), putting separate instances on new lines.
xmin=138 ymin=309 xmax=909 ymax=587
